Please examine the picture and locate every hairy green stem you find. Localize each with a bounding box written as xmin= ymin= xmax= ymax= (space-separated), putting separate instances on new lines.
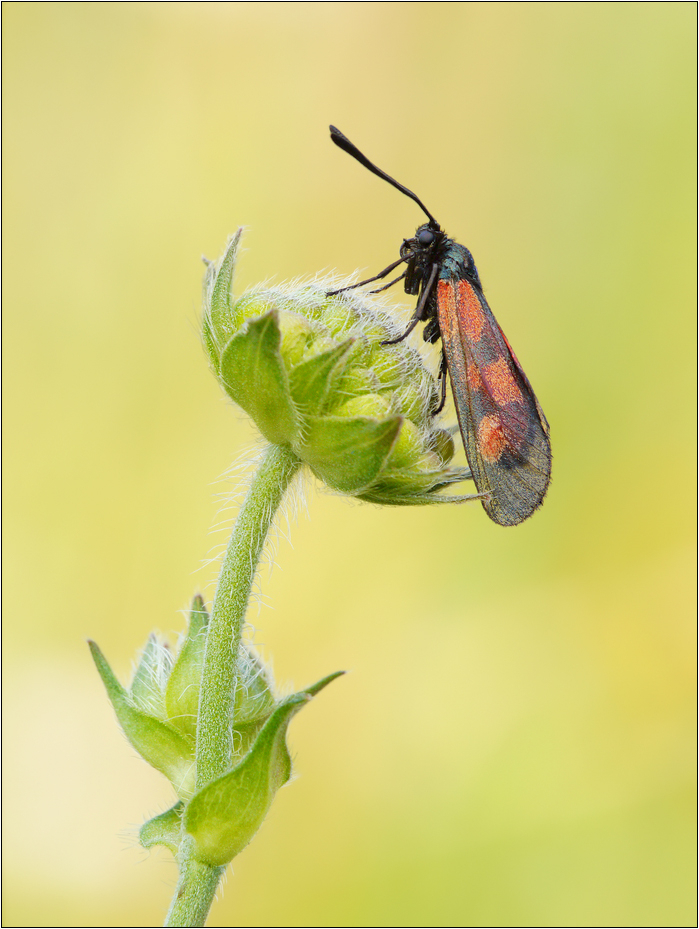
xmin=165 ymin=841 xmax=224 ymax=928
xmin=196 ymin=443 xmax=300 ymax=786
xmin=165 ymin=443 xmax=301 ymax=928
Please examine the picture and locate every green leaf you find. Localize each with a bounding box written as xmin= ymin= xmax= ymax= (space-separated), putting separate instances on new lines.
xmin=219 ymin=310 xmax=299 ymax=445
xmin=89 ymin=641 xmax=196 ymax=798
xmin=288 ymin=339 xmax=355 ymax=416
xmin=140 ymin=802 xmax=185 ymax=856
xmin=185 ymin=671 xmax=343 ymax=867
xmin=296 ymin=414 xmax=401 ymax=494
xmin=165 ymin=595 xmax=210 ymax=739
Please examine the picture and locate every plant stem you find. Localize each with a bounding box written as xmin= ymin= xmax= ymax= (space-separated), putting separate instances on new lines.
xmin=165 ymin=443 xmax=301 ymax=928
xmin=165 ymin=841 xmax=224 ymax=928
xmin=196 ymin=443 xmax=300 ymax=786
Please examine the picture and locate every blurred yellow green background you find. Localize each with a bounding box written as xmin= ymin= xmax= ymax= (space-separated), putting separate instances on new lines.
xmin=3 ymin=4 xmax=695 ymax=927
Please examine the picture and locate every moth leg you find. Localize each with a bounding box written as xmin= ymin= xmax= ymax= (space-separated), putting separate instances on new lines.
xmin=433 ymin=350 xmax=448 ymax=414
xmin=369 ymin=270 xmax=407 ymax=293
xmin=381 ymin=263 xmax=439 ymax=346
xmin=327 ymin=256 xmax=407 ymax=296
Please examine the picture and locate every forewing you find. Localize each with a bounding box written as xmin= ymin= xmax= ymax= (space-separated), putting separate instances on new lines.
xmin=436 ymin=279 xmax=551 ymax=526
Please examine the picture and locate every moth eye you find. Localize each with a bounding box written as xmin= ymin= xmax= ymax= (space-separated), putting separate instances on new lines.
xmin=417 ymin=229 xmax=435 ymax=246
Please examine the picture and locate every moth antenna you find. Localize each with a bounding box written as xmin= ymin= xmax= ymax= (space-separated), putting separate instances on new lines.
xmin=329 ymin=126 xmax=439 ymax=227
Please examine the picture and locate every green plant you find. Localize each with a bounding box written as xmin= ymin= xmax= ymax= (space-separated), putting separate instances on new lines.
xmin=90 ymin=231 xmax=476 ymax=927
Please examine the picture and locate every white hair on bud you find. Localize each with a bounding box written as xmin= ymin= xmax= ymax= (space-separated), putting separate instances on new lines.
xmin=128 ymin=633 xmax=175 ymax=719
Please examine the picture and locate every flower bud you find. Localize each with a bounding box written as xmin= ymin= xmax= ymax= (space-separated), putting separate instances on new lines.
xmin=202 ymin=232 xmax=479 ymax=506
xmin=91 ymin=595 xmax=282 ymax=801
xmin=91 ymin=595 xmax=343 ymax=864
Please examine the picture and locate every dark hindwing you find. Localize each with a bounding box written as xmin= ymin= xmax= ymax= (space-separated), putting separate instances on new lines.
xmin=436 ymin=278 xmax=551 ymax=526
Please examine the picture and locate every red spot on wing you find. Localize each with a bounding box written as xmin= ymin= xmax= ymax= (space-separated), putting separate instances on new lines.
xmin=436 ymin=267 xmax=551 ymax=525
xmin=436 ymin=280 xmax=458 ymax=341
xmin=455 ymin=280 xmax=485 ymax=343
xmin=481 ymin=357 xmax=523 ymax=405
xmin=436 ymin=279 xmax=486 ymax=345
xmin=477 ymin=414 xmax=507 ymax=463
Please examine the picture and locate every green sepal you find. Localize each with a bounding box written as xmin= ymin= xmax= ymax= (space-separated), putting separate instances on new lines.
xmin=201 ymin=259 xmax=219 ymax=369
xmin=185 ymin=697 xmax=306 ymax=866
xmin=362 ymin=465 xmax=472 ymax=498
xmin=185 ymin=671 xmax=343 ymax=867
xmin=140 ymin=801 xmax=185 ymax=856
xmin=219 ymin=310 xmax=299 ymax=445
xmin=359 ymin=490 xmax=485 ymax=507
xmin=301 ymin=670 xmax=345 ymax=696
xmin=165 ymin=595 xmax=210 ymax=739
xmin=429 ymin=467 xmax=474 ymax=487
xmin=296 ymin=414 xmax=401 ymax=494
xmin=202 ymin=229 xmax=243 ymax=369
xmin=288 ymin=339 xmax=355 ymax=416
xmin=364 ymin=471 xmax=449 ymax=498
xmin=89 ymin=641 xmax=196 ymax=798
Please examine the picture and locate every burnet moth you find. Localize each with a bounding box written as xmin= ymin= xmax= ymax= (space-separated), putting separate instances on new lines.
xmin=327 ymin=126 xmax=551 ymax=526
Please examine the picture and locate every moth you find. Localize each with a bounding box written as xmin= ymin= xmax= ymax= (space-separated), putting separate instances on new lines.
xmin=327 ymin=126 xmax=551 ymax=525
